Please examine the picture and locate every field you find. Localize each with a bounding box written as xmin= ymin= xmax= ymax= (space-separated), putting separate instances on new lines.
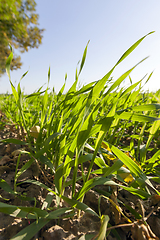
xmin=1 ymin=32 xmax=160 ymax=240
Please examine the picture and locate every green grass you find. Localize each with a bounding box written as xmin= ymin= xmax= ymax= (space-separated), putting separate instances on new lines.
xmin=0 ymin=31 xmax=160 ymax=240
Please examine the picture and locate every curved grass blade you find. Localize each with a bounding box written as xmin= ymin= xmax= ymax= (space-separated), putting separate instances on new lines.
xmin=10 ymin=207 xmax=72 ymax=240
xmin=131 ymin=103 xmax=160 ymax=111
xmin=0 ymin=138 xmax=27 ymax=145
xmin=10 ymin=218 xmax=50 ymax=240
xmin=105 ymin=142 xmax=160 ymax=195
xmin=0 ymin=178 xmax=15 ymax=195
xmin=20 ymin=71 xmax=29 ymax=81
xmin=62 ymin=195 xmax=99 ymax=217
xmin=105 ymin=57 xmax=148 ymax=95
xmin=97 ymin=215 xmax=110 ymax=240
xmin=115 ymin=111 xmax=160 ymax=122
xmin=115 ymin=31 xmax=154 ymax=66
xmin=6 ymin=51 xmax=13 ymax=81
xmin=79 ymin=40 xmax=90 ymax=75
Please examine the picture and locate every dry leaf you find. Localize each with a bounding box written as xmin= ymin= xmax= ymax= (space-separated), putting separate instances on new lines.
xmin=131 ymin=220 xmax=159 ymax=240
xmin=30 ymin=126 xmax=41 ymax=138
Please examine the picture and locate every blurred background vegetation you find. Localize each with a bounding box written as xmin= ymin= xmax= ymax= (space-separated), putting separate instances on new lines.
xmin=0 ymin=0 xmax=44 ymax=76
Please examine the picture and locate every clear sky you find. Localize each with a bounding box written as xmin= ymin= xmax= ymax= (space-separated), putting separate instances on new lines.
xmin=1 ymin=0 xmax=160 ymax=94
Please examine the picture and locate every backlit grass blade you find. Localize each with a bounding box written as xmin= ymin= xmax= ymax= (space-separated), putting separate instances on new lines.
xmin=77 ymin=103 xmax=100 ymax=148
xmin=67 ymin=78 xmax=78 ymax=93
xmin=5 ymin=51 xmax=20 ymax=105
xmin=144 ymin=150 xmax=160 ymax=165
xmin=85 ymin=68 xmax=114 ymax=110
xmin=76 ymin=81 xmax=96 ymax=95
xmin=115 ymin=111 xmax=160 ymax=122
xmin=143 ymin=71 xmax=154 ymax=86
xmin=57 ymin=81 xmax=66 ymax=99
xmin=131 ymin=103 xmax=160 ymax=111
xmin=105 ymin=142 xmax=159 ymax=194
xmin=76 ymin=177 xmax=118 ymax=200
xmin=78 ymin=40 xmax=90 ymax=75
xmin=120 ymin=80 xmax=142 ymax=97
xmin=9 ymin=79 xmax=19 ymax=104
xmin=41 ymin=88 xmax=48 ymax=126
xmin=84 ymin=116 xmax=114 ymax=183
xmin=25 ymin=90 xmax=46 ymax=98
xmin=105 ymin=58 xmax=148 ymax=95
xmin=141 ymin=115 xmax=160 ymax=162
xmin=20 ymin=70 xmax=29 ymax=81
xmin=76 ymin=175 xmax=150 ymax=201
xmin=103 ymin=159 xmax=124 ymax=178
xmin=105 ymin=142 xmax=146 ymax=179
xmin=48 ymin=66 xmax=50 ymax=84
xmin=115 ymin=31 xmax=154 ymax=66
xmin=62 ymin=195 xmax=99 ymax=217
xmin=119 ymin=185 xmax=151 ymax=199
xmin=5 ymin=51 xmax=13 ymax=81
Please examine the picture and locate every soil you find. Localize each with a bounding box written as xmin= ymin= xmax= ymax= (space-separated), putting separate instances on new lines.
xmin=0 ymin=113 xmax=160 ymax=240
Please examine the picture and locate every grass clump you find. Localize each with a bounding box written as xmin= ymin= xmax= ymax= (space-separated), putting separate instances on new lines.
xmin=0 ymin=31 xmax=160 ymax=240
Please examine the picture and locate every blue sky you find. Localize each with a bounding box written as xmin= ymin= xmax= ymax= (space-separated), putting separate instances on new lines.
xmin=1 ymin=1 xmax=160 ymax=94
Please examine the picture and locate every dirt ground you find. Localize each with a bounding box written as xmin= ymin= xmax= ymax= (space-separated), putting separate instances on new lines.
xmin=0 ymin=115 xmax=160 ymax=240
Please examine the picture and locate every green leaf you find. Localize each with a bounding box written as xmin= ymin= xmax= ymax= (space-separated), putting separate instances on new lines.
xmin=39 ymin=155 xmax=55 ymax=173
xmin=115 ymin=111 xmax=160 ymax=122
xmin=131 ymin=103 xmax=160 ymax=111
xmin=0 ymin=178 xmax=15 ymax=195
xmin=62 ymin=195 xmax=99 ymax=217
xmin=120 ymin=186 xmax=150 ymax=199
xmin=76 ymin=177 xmax=118 ymax=200
xmin=106 ymin=143 xmax=145 ymax=179
xmin=79 ymin=40 xmax=90 ymax=75
xmin=20 ymin=71 xmax=29 ymax=81
xmin=6 ymin=52 xmax=13 ymax=80
xmin=10 ymin=206 xmax=73 ymax=240
xmin=0 ymin=138 xmax=27 ymax=145
xmin=48 ymin=66 xmax=50 ymax=84
xmin=10 ymin=81 xmax=19 ymax=103
xmin=105 ymin=142 xmax=159 ymax=195
xmin=103 ymin=159 xmax=124 ymax=178
xmin=21 ymin=179 xmax=57 ymax=196
xmin=145 ymin=150 xmax=160 ymax=164
xmin=15 ymin=158 xmax=34 ymax=181
xmin=76 ymin=81 xmax=96 ymax=95
xmin=115 ymin=31 xmax=154 ymax=66
xmin=10 ymin=218 xmax=50 ymax=240
xmin=41 ymin=192 xmax=54 ymax=210
xmin=97 ymin=215 xmax=110 ymax=240
xmin=78 ymin=234 xmax=96 ymax=240
xmin=105 ymin=58 xmax=147 ymax=95
xmin=25 ymin=90 xmax=46 ymax=98
xmin=120 ymin=80 xmax=142 ymax=97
